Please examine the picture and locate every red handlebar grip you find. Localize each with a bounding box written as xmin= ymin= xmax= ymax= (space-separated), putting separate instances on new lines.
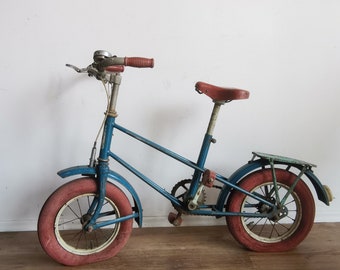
xmin=124 ymin=57 xmax=154 ymax=68
xmin=105 ymin=65 xmax=125 ymax=73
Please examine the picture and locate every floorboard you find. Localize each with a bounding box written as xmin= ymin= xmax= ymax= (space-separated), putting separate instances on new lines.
xmin=0 ymin=223 xmax=339 ymax=270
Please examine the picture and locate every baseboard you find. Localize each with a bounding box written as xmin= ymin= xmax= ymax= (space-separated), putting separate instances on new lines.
xmin=1 ymin=213 xmax=339 ymax=232
xmin=0 ymin=219 xmax=38 ymax=232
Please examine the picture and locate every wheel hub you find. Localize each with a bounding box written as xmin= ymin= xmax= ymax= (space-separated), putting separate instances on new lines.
xmin=270 ymin=205 xmax=289 ymax=222
xmin=80 ymin=213 xmax=92 ymax=229
xmin=257 ymin=198 xmax=288 ymax=222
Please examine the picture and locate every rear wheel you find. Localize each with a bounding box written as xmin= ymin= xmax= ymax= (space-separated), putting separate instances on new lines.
xmin=38 ymin=177 xmax=133 ymax=266
xmin=226 ymin=169 xmax=315 ymax=251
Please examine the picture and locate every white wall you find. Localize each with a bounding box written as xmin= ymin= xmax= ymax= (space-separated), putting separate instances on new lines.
xmin=1 ymin=0 xmax=339 ymax=231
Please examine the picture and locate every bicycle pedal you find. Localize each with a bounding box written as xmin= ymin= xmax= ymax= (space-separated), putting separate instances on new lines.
xmin=168 ymin=212 xmax=182 ymax=227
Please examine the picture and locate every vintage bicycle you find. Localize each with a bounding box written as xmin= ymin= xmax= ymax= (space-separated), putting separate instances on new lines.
xmin=38 ymin=50 xmax=332 ymax=266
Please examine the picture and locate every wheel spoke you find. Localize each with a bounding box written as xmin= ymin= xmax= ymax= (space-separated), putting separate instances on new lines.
xmin=269 ymin=221 xmax=279 ymax=238
xmin=285 ymin=199 xmax=295 ymax=206
xmin=77 ymin=198 xmax=83 ymax=217
xmin=66 ymin=204 xmax=81 ymax=219
xmin=276 ymin=222 xmax=290 ymax=232
xmin=75 ymin=230 xmax=84 ymax=249
xmin=58 ymin=217 xmax=80 ymax=227
xmin=258 ymin=219 xmax=268 ymax=236
xmin=87 ymin=196 xmax=91 ymax=208
xmin=259 ymin=185 xmax=267 ymax=197
xmin=286 ymin=214 xmax=296 ymax=222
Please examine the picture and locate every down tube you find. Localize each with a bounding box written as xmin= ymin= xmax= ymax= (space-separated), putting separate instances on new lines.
xmin=109 ymin=151 xmax=182 ymax=208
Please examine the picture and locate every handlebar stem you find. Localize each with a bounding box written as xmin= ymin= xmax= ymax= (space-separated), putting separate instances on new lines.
xmin=107 ymin=73 xmax=122 ymax=117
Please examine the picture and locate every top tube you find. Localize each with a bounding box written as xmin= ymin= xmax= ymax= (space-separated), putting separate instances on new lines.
xmin=114 ymin=123 xmax=205 ymax=172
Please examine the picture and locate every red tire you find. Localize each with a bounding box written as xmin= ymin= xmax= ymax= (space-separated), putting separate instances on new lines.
xmin=38 ymin=177 xmax=133 ymax=266
xmin=226 ymin=169 xmax=315 ymax=251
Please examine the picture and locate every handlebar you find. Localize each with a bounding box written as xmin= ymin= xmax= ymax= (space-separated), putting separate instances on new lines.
xmin=124 ymin=57 xmax=154 ymax=68
xmin=96 ymin=56 xmax=154 ymax=70
xmin=66 ymin=50 xmax=154 ymax=81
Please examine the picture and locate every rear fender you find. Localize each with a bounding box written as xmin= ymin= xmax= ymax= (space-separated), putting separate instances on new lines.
xmin=57 ymin=166 xmax=143 ymax=227
xmin=216 ymin=158 xmax=330 ymax=212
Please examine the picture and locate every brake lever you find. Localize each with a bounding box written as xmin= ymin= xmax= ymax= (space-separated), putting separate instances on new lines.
xmin=65 ymin=63 xmax=89 ymax=73
xmin=66 ymin=63 xmax=109 ymax=82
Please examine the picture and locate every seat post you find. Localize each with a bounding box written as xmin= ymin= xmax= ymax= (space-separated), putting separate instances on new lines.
xmin=206 ymin=101 xmax=224 ymax=136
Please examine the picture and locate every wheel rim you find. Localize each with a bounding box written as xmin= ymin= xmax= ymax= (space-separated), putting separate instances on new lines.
xmin=241 ymin=182 xmax=302 ymax=243
xmin=54 ymin=193 xmax=120 ymax=255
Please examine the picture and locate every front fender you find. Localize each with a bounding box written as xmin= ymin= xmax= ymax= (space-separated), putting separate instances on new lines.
xmin=57 ymin=165 xmax=143 ymax=227
xmin=58 ymin=165 xmax=96 ymax=178
xmin=216 ymin=159 xmax=330 ymax=212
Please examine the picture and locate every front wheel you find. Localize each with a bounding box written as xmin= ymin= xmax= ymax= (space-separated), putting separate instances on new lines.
xmin=38 ymin=177 xmax=133 ymax=266
xmin=226 ymin=169 xmax=315 ymax=251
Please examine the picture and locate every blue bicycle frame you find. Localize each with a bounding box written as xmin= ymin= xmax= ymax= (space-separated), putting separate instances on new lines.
xmin=58 ymin=72 xmax=331 ymax=231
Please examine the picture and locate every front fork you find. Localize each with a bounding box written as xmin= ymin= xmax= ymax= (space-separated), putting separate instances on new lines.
xmin=83 ymin=160 xmax=109 ymax=231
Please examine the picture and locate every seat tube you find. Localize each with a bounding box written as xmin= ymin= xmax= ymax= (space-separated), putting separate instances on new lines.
xmin=188 ymin=102 xmax=222 ymax=197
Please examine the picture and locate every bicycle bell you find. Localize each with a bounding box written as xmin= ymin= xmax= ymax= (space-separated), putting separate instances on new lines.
xmin=93 ymin=50 xmax=113 ymax=62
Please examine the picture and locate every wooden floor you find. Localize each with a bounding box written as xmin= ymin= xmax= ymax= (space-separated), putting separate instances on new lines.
xmin=0 ymin=223 xmax=339 ymax=270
